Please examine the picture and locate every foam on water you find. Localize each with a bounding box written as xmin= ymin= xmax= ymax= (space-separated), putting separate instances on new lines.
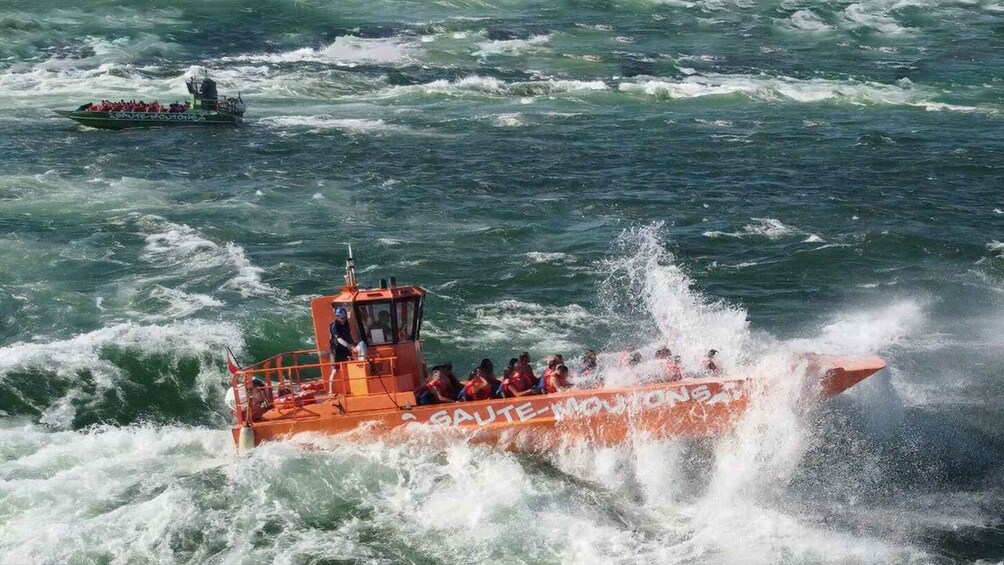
xmin=260 ymin=115 xmax=412 ymax=135
xmin=525 ymin=251 xmax=576 ymax=264
xmin=147 ymin=285 xmax=224 ymax=319
xmin=442 ymin=299 xmax=595 ymax=356
xmin=0 ymin=319 xmax=241 ymax=428
xmin=224 ymin=35 xmax=417 ymax=65
xmin=841 ymin=3 xmax=911 ymax=34
xmin=703 ymin=218 xmax=823 ymax=242
xmin=491 ymin=112 xmax=527 ymax=127
xmin=601 ymin=223 xmax=754 ymax=365
xmin=617 ymin=73 xmax=993 ymax=112
xmin=783 ymin=10 xmax=835 ymax=32
xmin=137 ymin=215 xmax=279 ymax=298
xmin=473 ymin=34 xmax=552 ymax=57
xmin=787 ymin=299 xmax=926 ymax=355
xmin=382 ymin=75 xmax=608 ymax=98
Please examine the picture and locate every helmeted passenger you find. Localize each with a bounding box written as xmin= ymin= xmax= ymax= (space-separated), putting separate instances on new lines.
xmin=545 ymin=364 xmax=571 ymax=393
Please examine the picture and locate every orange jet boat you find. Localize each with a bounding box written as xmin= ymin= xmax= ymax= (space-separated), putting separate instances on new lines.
xmin=229 ymin=253 xmax=885 ymax=451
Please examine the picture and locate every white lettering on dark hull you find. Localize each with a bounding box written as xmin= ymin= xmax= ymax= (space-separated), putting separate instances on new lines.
xmin=108 ymin=112 xmax=209 ymax=122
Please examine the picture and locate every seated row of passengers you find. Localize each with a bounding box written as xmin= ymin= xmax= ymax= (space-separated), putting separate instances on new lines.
xmin=84 ymin=100 xmax=190 ymax=113
xmin=417 ymin=352 xmax=570 ymax=405
xmin=416 ymin=347 xmax=722 ymax=405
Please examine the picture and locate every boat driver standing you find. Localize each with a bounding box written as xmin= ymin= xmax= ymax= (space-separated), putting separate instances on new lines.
xmin=329 ymin=304 xmax=356 ymax=362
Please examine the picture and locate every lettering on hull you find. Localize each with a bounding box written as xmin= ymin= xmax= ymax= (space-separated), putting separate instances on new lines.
xmin=108 ymin=112 xmax=209 ymax=122
xmin=402 ymin=381 xmax=746 ymax=428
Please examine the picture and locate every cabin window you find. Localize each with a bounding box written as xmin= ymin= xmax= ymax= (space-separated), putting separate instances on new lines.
xmin=356 ymin=302 xmax=395 ymax=345
xmin=396 ymin=297 xmax=421 ymax=342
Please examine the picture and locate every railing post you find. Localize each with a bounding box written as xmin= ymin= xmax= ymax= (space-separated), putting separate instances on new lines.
xmin=232 ymin=374 xmax=244 ymax=426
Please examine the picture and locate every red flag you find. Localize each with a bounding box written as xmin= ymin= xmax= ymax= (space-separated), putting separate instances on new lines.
xmin=226 ymin=349 xmax=241 ymax=375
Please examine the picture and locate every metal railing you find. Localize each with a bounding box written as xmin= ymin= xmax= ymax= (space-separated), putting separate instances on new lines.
xmin=231 ymin=350 xmax=402 ymax=425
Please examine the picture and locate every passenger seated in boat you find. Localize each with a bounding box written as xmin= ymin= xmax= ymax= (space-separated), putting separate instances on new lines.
xmin=440 ymin=363 xmax=462 ymax=397
xmin=537 ymin=354 xmax=563 ymax=393
xmin=476 ymin=358 xmax=504 ymax=397
xmin=516 ymin=352 xmax=537 ymax=388
xmin=672 ymin=355 xmax=686 ymax=378
xmin=544 ymin=364 xmax=571 ymax=393
xmin=659 ymin=350 xmax=683 ymax=382
xmin=503 ymin=357 xmax=518 ymax=378
xmin=581 ymin=350 xmax=597 ymax=376
xmin=416 ymin=368 xmax=454 ymax=405
xmin=621 ymin=351 xmax=642 ymax=367
xmin=459 ymin=367 xmax=493 ymax=401
xmin=702 ymin=349 xmax=721 ymax=376
xmin=502 ymin=361 xmax=536 ymax=397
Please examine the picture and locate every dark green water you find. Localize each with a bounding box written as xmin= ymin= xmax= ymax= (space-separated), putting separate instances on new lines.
xmin=1 ymin=0 xmax=1002 ymax=562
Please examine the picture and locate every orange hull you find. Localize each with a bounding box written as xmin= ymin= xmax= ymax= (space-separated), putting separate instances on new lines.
xmin=231 ymin=355 xmax=885 ymax=450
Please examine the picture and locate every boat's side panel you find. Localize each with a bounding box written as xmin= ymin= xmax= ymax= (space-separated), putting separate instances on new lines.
xmin=57 ymin=110 xmax=239 ymax=129
xmin=240 ymin=378 xmax=751 ymax=449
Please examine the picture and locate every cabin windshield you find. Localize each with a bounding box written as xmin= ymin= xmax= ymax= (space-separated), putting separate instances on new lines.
xmin=357 ymin=301 xmax=394 ymax=345
xmin=396 ymin=297 xmax=421 ymax=341
xmin=354 ymin=296 xmax=422 ymax=346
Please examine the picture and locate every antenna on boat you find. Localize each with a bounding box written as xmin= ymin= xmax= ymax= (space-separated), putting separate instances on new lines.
xmin=344 ymin=244 xmax=358 ymax=290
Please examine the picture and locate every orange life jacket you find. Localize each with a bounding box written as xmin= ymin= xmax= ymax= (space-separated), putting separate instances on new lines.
xmin=465 ymin=378 xmax=490 ymax=401
xmin=545 ymin=372 xmax=567 ymax=394
xmin=504 ymin=371 xmax=532 ymax=396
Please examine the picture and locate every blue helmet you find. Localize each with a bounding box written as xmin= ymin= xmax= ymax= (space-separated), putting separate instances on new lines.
xmin=334 ymin=306 xmax=347 ymax=317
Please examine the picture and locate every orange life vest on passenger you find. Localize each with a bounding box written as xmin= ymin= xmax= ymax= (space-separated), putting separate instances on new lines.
xmin=465 ymin=377 xmax=491 ymax=401
xmin=426 ymin=378 xmax=449 ymax=397
xmin=504 ymin=370 xmax=532 ymax=396
xmin=545 ymin=371 xmax=567 ymax=394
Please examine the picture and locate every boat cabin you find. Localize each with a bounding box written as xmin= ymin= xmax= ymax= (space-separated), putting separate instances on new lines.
xmin=231 ymin=251 xmax=427 ymax=425
xmin=309 ymin=273 xmax=427 ymax=402
xmin=186 ymin=76 xmax=219 ymax=111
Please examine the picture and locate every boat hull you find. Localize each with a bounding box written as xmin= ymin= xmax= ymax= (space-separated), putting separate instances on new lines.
xmin=232 ymin=355 xmax=885 ymax=451
xmin=54 ymin=109 xmax=241 ymax=129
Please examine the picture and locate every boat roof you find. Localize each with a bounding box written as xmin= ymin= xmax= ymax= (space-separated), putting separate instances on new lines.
xmin=327 ymin=284 xmax=424 ymax=304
